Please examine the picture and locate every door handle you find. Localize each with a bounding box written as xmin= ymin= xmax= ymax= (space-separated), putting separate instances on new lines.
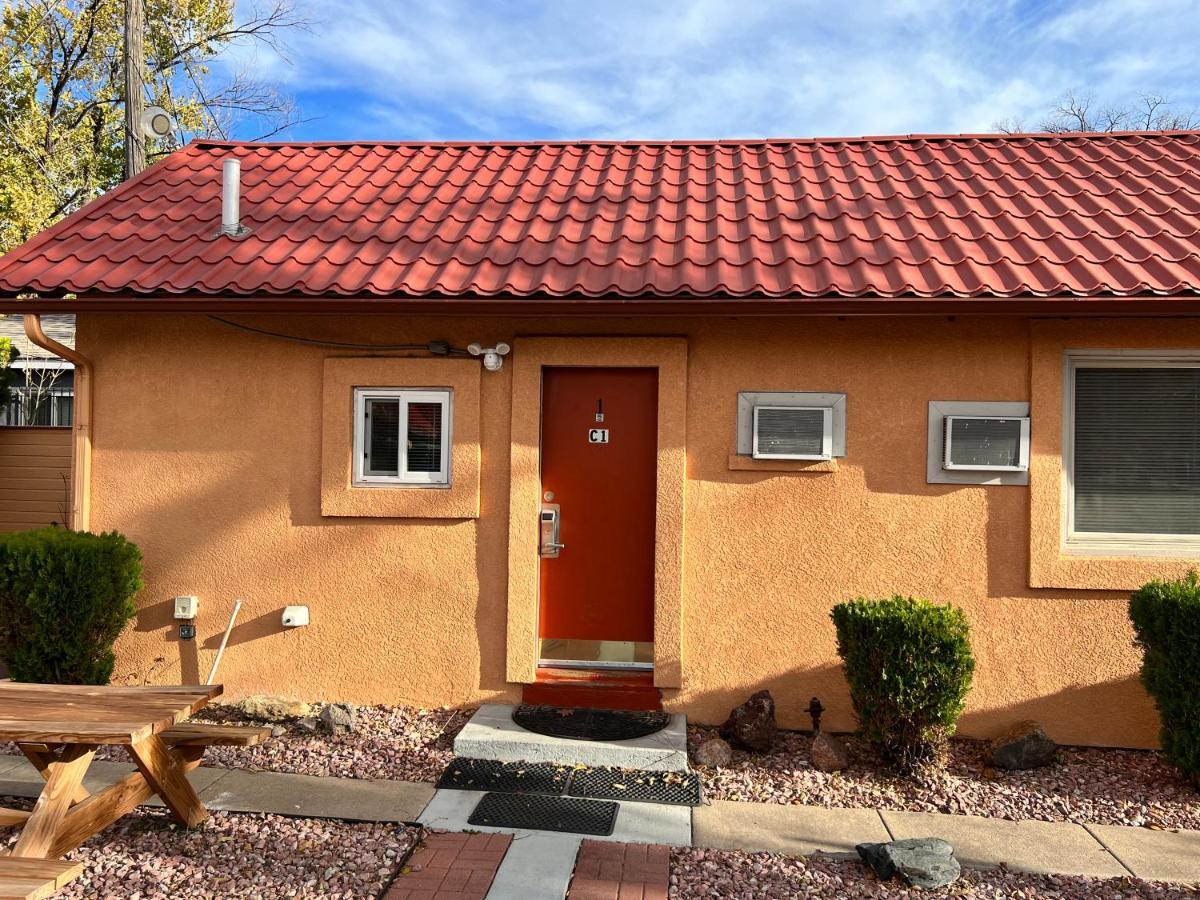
xmin=540 ymin=503 xmax=565 ymax=558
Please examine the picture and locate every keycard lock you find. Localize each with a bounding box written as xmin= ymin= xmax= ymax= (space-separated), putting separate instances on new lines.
xmin=540 ymin=502 xmax=565 ymax=558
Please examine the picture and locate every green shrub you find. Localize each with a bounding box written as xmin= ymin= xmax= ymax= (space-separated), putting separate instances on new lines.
xmin=0 ymin=528 xmax=142 ymax=684
xmin=1129 ymin=571 xmax=1200 ymax=788
xmin=832 ymin=594 xmax=975 ymax=774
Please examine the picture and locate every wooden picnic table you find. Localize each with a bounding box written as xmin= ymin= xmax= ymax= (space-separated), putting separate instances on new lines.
xmin=0 ymin=682 xmax=223 ymax=861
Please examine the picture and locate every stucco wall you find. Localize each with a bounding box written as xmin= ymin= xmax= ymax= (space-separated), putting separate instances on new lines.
xmin=78 ymin=312 xmax=1174 ymax=748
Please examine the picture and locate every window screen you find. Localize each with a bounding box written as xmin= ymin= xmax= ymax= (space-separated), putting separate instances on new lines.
xmin=1073 ymin=367 xmax=1200 ymax=535
xmin=752 ymin=406 xmax=830 ymax=459
xmin=944 ymin=417 xmax=1026 ymax=469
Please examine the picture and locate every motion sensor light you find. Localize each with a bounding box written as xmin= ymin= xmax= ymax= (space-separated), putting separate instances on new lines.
xmin=468 ymin=342 xmax=511 ymax=372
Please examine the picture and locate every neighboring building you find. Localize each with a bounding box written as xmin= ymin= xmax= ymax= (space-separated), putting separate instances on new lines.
xmin=0 ymin=133 xmax=1198 ymax=748
xmin=0 ymin=313 xmax=75 ymax=427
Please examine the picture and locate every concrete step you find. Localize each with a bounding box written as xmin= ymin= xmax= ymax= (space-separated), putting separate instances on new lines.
xmin=454 ymin=703 xmax=690 ymax=772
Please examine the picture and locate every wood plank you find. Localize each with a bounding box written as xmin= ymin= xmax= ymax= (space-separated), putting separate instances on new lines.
xmin=0 ymin=719 xmax=154 ymax=744
xmin=0 ymin=809 xmax=31 ymax=827
xmin=11 ymin=745 xmax=94 ymax=859
xmin=17 ymin=746 xmax=89 ymax=806
xmin=161 ymin=723 xmax=270 ymax=747
xmin=126 ymin=734 xmax=208 ymax=828
xmin=43 ymin=752 xmax=198 ymax=860
xmin=0 ymin=857 xmax=84 ymax=900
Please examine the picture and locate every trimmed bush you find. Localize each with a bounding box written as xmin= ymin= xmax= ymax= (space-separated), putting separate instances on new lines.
xmin=0 ymin=528 xmax=142 ymax=684
xmin=832 ymin=595 xmax=975 ymax=774
xmin=1129 ymin=571 xmax=1200 ymax=788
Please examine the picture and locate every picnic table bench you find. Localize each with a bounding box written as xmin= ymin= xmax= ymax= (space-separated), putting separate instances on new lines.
xmin=0 ymin=682 xmax=268 ymax=899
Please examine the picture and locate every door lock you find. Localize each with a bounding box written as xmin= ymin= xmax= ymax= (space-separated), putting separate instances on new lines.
xmin=540 ymin=503 xmax=565 ymax=558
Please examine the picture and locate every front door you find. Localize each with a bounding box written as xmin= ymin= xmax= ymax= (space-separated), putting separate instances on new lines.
xmin=538 ymin=367 xmax=658 ymax=669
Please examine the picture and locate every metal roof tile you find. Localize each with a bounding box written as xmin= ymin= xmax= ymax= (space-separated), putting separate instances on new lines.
xmin=2 ymin=133 xmax=1200 ymax=301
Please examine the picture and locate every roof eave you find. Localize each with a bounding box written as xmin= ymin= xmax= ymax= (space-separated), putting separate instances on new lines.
xmin=3 ymin=293 xmax=1200 ymax=317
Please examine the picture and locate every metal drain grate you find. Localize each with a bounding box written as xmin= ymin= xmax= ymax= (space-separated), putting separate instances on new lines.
xmin=512 ymin=705 xmax=670 ymax=741
xmin=569 ymin=766 xmax=703 ymax=806
xmin=436 ymin=758 xmax=574 ymax=795
xmin=468 ymin=792 xmax=619 ymax=836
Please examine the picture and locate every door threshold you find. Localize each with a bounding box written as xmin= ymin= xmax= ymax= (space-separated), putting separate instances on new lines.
xmin=538 ymin=659 xmax=654 ymax=672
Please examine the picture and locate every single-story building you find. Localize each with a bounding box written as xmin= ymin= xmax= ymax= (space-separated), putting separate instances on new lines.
xmin=1 ymin=131 xmax=1198 ymax=748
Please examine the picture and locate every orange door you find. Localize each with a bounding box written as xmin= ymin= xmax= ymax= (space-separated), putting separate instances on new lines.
xmin=538 ymin=367 xmax=658 ymax=668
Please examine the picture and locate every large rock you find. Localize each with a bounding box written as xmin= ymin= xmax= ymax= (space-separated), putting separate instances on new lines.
xmin=239 ymin=694 xmax=313 ymax=721
xmin=719 ymin=689 xmax=778 ymax=752
xmin=320 ymin=702 xmax=357 ymax=735
xmin=989 ymin=720 xmax=1058 ymax=771
xmin=692 ymin=737 xmax=733 ymax=768
xmin=857 ymin=837 xmax=961 ymax=890
xmin=810 ymin=731 xmax=850 ymax=772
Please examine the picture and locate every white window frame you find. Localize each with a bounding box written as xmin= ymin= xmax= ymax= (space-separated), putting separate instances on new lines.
xmin=737 ymin=391 xmax=847 ymax=459
xmin=1062 ymin=349 xmax=1200 ymax=557
xmin=352 ymin=387 xmax=452 ymax=487
xmin=751 ymin=405 xmax=834 ymax=460
xmin=942 ymin=416 xmax=1030 ymax=472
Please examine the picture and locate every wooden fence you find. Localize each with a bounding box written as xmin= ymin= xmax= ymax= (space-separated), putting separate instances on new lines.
xmin=0 ymin=427 xmax=71 ymax=532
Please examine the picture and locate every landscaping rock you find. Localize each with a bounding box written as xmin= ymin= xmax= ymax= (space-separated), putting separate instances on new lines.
xmin=989 ymin=720 xmax=1058 ymax=771
xmin=238 ymin=694 xmax=313 ymax=721
xmin=810 ymin=731 xmax=850 ymax=772
xmin=320 ymin=702 xmax=357 ymax=735
xmin=692 ymin=737 xmax=734 ymax=768
xmin=856 ymin=837 xmax=961 ymax=889
xmin=720 ymin=690 xmax=778 ymax=752
xmin=295 ymin=716 xmax=320 ymax=733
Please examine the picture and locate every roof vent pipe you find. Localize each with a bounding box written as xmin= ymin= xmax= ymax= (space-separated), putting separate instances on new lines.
xmin=219 ymin=157 xmax=247 ymax=237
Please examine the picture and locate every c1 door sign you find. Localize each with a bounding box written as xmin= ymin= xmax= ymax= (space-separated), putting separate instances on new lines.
xmin=588 ymin=428 xmax=610 ymax=444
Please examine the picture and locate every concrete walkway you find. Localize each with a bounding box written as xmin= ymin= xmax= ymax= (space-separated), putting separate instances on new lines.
xmin=2 ymin=752 xmax=1199 ymax=890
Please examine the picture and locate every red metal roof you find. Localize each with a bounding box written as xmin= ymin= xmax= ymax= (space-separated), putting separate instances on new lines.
xmin=2 ymin=132 xmax=1200 ymax=303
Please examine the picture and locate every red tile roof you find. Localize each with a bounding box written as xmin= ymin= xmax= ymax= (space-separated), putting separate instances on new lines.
xmin=2 ymin=132 xmax=1200 ymax=303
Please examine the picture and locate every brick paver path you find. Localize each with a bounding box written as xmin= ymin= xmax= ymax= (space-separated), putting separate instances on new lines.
xmin=385 ymin=830 xmax=512 ymax=900
xmin=567 ymin=840 xmax=670 ymax=900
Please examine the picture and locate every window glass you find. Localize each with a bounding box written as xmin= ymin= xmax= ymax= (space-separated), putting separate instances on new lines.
xmin=366 ymin=398 xmax=400 ymax=476
xmin=1074 ymin=367 xmax=1200 ymax=535
xmin=406 ymin=401 xmax=443 ymax=473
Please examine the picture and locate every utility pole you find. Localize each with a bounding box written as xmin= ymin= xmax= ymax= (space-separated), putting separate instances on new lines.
xmin=123 ymin=0 xmax=145 ymax=179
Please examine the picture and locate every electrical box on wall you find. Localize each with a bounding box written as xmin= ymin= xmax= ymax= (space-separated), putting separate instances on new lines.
xmin=174 ymin=596 xmax=199 ymax=620
xmin=282 ymin=605 xmax=309 ymax=628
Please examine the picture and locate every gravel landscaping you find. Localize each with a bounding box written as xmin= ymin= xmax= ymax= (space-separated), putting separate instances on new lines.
xmin=689 ymin=726 xmax=1200 ymax=831
xmin=189 ymin=703 xmax=472 ymax=784
xmin=0 ymin=797 xmax=419 ymax=898
xmin=670 ymin=847 xmax=1199 ymax=899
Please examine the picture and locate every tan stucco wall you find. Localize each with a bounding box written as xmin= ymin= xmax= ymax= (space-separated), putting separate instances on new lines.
xmin=79 ymin=312 xmax=1179 ymax=748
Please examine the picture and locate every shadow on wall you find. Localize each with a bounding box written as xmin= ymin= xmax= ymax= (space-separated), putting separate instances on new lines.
xmin=674 ymin=663 xmax=850 ymax=732
xmin=683 ymin=666 xmax=1159 ymax=751
xmin=957 ymin=673 xmax=1160 ymax=750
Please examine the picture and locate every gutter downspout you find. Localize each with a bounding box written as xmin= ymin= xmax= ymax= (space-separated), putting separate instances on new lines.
xmin=23 ymin=314 xmax=90 ymax=532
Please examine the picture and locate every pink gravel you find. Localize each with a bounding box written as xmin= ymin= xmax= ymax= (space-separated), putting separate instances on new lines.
xmin=689 ymin=726 xmax=1200 ymax=831
xmin=671 ymin=847 xmax=1199 ymax=899
xmin=182 ymin=703 xmax=471 ymax=784
xmin=1 ymin=797 xmax=419 ymax=898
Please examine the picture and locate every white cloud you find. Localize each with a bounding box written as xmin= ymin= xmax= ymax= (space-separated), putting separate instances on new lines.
xmin=230 ymin=0 xmax=1200 ymax=140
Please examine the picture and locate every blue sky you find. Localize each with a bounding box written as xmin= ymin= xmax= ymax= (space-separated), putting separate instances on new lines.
xmin=228 ymin=0 xmax=1200 ymax=141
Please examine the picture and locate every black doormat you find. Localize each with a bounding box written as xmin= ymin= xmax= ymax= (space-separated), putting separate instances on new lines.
xmin=512 ymin=704 xmax=670 ymax=741
xmin=569 ymin=766 xmax=703 ymax=806
xmin=436 ymin=758 xmax=574 ymax=795
xmin=436 ymin=757 xmax=703 ymax=807
xmin=467 ymin=791 xmax=619 ymax=836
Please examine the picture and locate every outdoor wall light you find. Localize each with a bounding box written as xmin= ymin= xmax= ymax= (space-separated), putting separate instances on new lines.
xmin=468 ymin=342 xmax=511 ymax=372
